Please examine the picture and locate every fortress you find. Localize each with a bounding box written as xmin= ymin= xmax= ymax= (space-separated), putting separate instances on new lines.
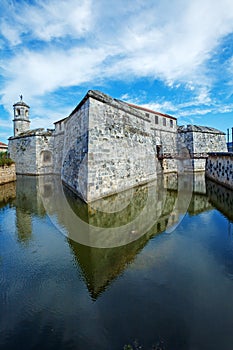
xmin=8 ymin=90 xmax=227 ymax=202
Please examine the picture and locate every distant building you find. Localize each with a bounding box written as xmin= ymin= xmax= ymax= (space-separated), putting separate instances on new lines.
xmin=227 ymin=142 xmax=233 ymax=152
xmin=0 ymin=142 xmax=8 ymax=152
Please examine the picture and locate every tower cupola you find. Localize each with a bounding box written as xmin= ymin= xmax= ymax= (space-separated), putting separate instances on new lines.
xmin=13 ymin=95 xmax=30 ymax=136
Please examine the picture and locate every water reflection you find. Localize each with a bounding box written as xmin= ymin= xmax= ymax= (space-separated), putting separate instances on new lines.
xmin=1 ymin=174 xmax=233 ymax=349
xmin=0 ymin=181 xmax=16 ymax=209
xmin=14 ymin=176 xmax=46 ymax=243
xmin=15 ymin=175 xmax=46 ymax=217
xmin=1 ymin=174 xmax=232 ymax=301
xmin=38 ymin=174 xmax=186 ymax=248
xmin=0 ymin=173 xmax=215 ymax=298
xmin=206 ymin=178 xmax=233 ymax=221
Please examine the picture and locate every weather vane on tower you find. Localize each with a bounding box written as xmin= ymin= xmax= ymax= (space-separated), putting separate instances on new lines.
xmin=20 ymin=94 xmax=23 ymax=101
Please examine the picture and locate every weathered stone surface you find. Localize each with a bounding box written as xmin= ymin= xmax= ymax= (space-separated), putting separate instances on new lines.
xmin=61 ymin=100 xmax=89 ymax=201
xmin=60 ymin=91 xmax=178 ymax=201
xmin=0 ymin=164 xmax=16 ymax=185
xmin=8 ymin=130 xmax=54 ymax=175
xmin=178 ymin=125 xmax=227 ymax=156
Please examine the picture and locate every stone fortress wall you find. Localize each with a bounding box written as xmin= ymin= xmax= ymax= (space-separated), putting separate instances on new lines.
xmin=62 ymin=91 xmax=178 ymax=201
xmin=178 ymin=125 xmax=228 ymax=172
xmin=8 ymin=129 xmax=54 ymax=175
xmin=8 ymin=90 xmax=227 ymax=202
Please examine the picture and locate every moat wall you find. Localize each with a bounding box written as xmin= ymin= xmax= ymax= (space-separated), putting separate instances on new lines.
xmin=0 ymin=164 xmax=16 ymax=185
xmin=206 ymin=153 xmax=233 ymax=190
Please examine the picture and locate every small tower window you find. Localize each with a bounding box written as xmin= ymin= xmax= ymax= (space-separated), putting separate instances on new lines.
xmin=16 ymin=109 xmax=20 ymax=116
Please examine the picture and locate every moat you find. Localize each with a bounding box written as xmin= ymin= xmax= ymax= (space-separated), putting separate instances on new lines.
xmin=0 ymin=174 xmax=233 ymax=350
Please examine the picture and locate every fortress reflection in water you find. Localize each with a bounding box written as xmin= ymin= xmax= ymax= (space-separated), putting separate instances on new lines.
xmin=1 ymin=173 xmax=232 ymax=299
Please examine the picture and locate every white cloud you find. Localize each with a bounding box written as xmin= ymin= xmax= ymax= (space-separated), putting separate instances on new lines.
xmin=100 ymin=0 xmax=233 ymax=84
xmin=0 ymin=46 xmax=111 ymax=111
xmin=0 ymin=20 xmax=21 ymax=46
xmin=0 ymin=0 xmax=93 ymax=44
xmin=141 ymin=101 xmax=179 ymax=114
xmin=1 ymin=0 xmax=233 ymax=126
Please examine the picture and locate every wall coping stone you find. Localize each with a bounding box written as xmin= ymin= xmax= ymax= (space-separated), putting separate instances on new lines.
xmin=178 ymin=125 xmax=225 ymax=135
xmin=208 ymin=152 xmax=233 ymax=157
xmin=66 ymin=90 xmax=177 ymax=125
xmin=9 ymin=128 xmax=54 ymax=140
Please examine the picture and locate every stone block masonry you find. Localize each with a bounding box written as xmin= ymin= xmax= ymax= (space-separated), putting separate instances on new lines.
xmin=87 ymin=96 xmax=159 ymax=201
xmin=8 ymin=129 xmax=54 ymax=175
xmin=206 ymin=153 xmax=233 ymax=190
xmin=62 ymin=99 xmax=89 ymax=200
xmin=0 ymin=164 xmax=16 ymax=185
xmin=61 ymin=90 xmax=178 ymax=202
xmin=8 ymin=90 xmax=228 ymax=203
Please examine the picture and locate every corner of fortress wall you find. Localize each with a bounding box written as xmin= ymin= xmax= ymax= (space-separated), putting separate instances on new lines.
xmin=60 ymin=93 xmax=181 ymax=202
xmin=61 ymin=99 xmax=89 ymax=201
xmin=86 ymin=96 xmax=160 ymax=201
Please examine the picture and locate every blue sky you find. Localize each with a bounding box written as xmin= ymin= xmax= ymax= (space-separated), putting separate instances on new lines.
xmin=1 ymin=0 xmax=233 ymax=144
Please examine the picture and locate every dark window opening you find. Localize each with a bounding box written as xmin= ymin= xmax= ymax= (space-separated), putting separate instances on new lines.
xmin=155 ymin=115 xmax=158 ymax=124
xmin=163 ymin=118 xmax=166 ymax=126
xmin=41 ymin=151 xmax=52 ymax=164
xmin=156 ymin=145 xmax=163 ymax=159
xmin=170 ymin=119 xmax=173 ymax=128
xmin=145 ymin=112 xmax=150 ymax=118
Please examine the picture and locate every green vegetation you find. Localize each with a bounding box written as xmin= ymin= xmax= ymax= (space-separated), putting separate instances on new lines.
xmin=0 ymin=152 xmax=14 ymax=166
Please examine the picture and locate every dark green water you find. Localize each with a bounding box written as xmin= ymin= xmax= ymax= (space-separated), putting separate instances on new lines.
xmin=0 ymin=174 xmax=233 ymax=350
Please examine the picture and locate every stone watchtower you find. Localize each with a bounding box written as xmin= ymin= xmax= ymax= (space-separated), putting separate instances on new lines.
xmin=13 ymin=95 xmax=30 ymax=136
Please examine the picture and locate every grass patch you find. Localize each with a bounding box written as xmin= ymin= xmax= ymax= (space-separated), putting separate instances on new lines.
xmin=0 ymin=152 xmax=14 ymax=166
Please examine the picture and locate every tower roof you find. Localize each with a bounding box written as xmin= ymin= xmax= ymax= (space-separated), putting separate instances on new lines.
xmin=13 ymin=101 xmax=30 ymax=108
xmin=13 ymin=95 xmax=30 ymax=108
